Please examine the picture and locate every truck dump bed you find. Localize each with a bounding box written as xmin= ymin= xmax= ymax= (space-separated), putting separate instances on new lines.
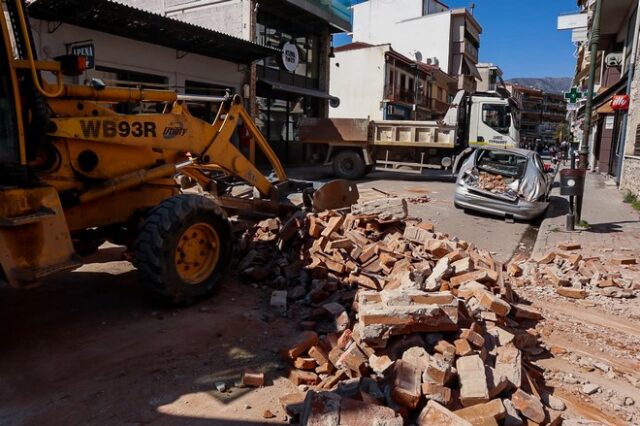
xmin=299 ymin=118 xmax=458 ymax=149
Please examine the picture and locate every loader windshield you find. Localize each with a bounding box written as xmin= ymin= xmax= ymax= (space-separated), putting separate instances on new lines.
xmin=0 ymin=35 xmax=19 ymax=164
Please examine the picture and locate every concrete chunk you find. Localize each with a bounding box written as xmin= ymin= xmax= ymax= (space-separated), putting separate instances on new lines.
xmin=456 ymin=355 xmax=490 ymax=406
xmin=495 ymin=344 xmax=522 ymax=389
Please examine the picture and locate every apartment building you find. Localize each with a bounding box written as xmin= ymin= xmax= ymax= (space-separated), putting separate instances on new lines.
xmin=561 ymin=0 xmax=639 ymax=183
xmin=506 ymin=85 xmax=566 ymax=149
xmin=351 ymin=0 xmax=482 ymax=92
xmin=329 ymin=43 xmax=456 ymax=121
xmin=476 ymin=63 xmax=505 ymax=93
xmin=114 ymin=0 xmax=352 ymax=164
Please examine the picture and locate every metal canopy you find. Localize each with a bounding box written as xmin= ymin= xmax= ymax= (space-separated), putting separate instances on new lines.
xmin=28 ymin=0 xmax=280 ymax=64
xmin=258 ymin=78 xmax=338 ymax=102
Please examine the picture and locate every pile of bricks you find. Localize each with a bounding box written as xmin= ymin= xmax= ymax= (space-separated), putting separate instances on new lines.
xmin=478 ymin=172 xmax=510 ymax=194
xmin=527 ymin=243 xmax=639 ymax=300
xmin=237 ymin=198 xmax=562 ymax=425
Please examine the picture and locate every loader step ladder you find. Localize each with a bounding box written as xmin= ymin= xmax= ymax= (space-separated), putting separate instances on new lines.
xmin=0 ymin=207 xmax=56 ymax=226
xmin=13 ymin=257 xmax=83 ymax=282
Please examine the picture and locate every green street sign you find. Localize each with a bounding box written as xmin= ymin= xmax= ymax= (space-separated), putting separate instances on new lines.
xmin=564 ymin=87 xmax=588 ymax=103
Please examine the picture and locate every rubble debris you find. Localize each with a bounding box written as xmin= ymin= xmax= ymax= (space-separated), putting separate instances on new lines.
xmin=233 ymin=198 xmax=558 ymax=425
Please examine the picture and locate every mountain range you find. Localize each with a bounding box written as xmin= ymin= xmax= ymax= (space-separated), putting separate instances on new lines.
xmin=505 ymin=77 xmax=573 ymax=94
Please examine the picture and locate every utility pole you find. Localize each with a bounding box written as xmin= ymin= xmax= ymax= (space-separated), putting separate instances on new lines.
xmin=578 ymin=0 xmax=602 ymax=169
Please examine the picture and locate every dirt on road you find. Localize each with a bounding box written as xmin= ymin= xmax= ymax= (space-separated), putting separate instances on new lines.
xmin=0 ymin=247 xmax=303 ymax=425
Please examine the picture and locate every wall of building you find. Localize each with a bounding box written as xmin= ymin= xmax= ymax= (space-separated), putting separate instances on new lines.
xmin=621 ymin=57 xmax=640 ymax=195
xmin=329 ymin=46 xmax=387 ymax=120
xmin=353 ymin=7 xmax=451 ymax=74
xmin=31 ymin=19 xmax=245 ymax=93
xmin=352 ymin=0 xmax=424 ymax=44
xmin=122 ymin=0 xmax=251 ymax=40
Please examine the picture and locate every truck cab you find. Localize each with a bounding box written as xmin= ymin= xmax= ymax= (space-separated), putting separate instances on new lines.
xmin=462 ymin=93 xmax=520 ymax=149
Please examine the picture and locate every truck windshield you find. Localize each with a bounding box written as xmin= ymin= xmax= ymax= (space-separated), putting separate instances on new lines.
xmin=482 ymin=104 xmax=511 ymax=135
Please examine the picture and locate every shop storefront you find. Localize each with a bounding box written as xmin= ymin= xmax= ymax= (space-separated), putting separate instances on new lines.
xmin=251 ymin=2 xmax=349 ymax=164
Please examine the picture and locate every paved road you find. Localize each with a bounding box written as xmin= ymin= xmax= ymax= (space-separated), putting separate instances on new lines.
xmin=288 ymin=166 xmax=538 ymax=263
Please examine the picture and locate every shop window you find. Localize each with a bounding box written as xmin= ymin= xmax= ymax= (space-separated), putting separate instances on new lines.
xmin=256 ymin=15 xmax=320 ymax=82
xmin=93 ymin=66 xmax=169 ymax=114
xmin=256 ymin=94 xmax=319 ymax=163
xmin=184 ymin=80 xmax=232 ymax=122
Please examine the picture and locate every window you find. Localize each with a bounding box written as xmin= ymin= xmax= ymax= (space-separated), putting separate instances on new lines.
xmin=635 ymin=124 xmax=640 ymax=156
xmin=482 ymin=104 xmax=511 ymax=134
xmin=256 ymin=15 xmax=320 ymax=81
xmin=476 ymin=150 xmax=527 ymax=178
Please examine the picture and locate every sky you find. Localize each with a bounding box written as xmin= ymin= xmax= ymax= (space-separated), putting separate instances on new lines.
xmin=334 ymin=0 xmax=581 ymax=79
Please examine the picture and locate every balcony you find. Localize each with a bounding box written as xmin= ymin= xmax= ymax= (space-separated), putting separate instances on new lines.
xmin=383 ymin=85 xmax=449 ymax=113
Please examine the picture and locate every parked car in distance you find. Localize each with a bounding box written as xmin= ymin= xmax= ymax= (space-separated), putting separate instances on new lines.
xmin=454 ymin=147 xmax=555 ymax=221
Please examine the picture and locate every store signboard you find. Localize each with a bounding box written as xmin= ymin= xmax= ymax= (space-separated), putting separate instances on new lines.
xmin=280 ymin=41 xmax=299 ymax=73
xmin=70 ymin=42 xmax=95 ymax=69
xmin=557 ymin=13 xmax=588 ymax=30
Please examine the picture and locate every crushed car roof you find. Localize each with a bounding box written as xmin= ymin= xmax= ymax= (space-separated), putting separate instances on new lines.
xmin=474 ymin=146 xmax=538 ymax=158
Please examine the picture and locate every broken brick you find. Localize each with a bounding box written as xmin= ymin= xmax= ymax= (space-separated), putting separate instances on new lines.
xmin=242 ymin=370 xmax=265 ymax=387
xmin=288 ymin=369 xmax=319 ymax=386
xmin=283 ymin=331 xmax=319 ymax=360
xmin=392 ymin=360 xmax=422 ymax=409
xmin=556 ymin=287 xmax=587 ymax=299
xmin=418 ymin=400 xmax=473 ymax=426
xmin=454 ymin=399 xmax=506 ymax=424
xmin=511 ymin=389 xmax=545 ymax=423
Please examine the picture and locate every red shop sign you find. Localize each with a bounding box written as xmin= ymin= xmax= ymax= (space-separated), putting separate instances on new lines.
xmin=610 ymin=95 xmax=630 ymax=110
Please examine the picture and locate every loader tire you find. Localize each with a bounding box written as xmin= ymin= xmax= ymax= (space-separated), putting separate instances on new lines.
xmin=333 ymin=150 xmax=366 ymax=180
xmin=134 ymin=194 xmax=231 ymax=305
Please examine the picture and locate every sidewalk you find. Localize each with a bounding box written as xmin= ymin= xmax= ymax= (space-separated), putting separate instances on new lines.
xmin=532 ymin=171 xmax=640 ymax=259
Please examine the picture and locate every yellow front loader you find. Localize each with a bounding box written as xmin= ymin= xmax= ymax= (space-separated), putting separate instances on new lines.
xmin=0 ymin=0 xmax=356 ymax=303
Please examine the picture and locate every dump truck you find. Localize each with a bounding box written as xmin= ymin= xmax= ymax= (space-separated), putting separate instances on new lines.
xmin=298 ymin=91 xmax=520 ymax=179
xmin=0 ymin=0 xmax=356 ymax=304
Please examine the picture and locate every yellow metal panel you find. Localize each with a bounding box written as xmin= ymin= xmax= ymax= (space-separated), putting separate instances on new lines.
xmin=64 ymin=185 xmax=177 ymax=231
xmin=0 ymin=187 xmax=76 ymax=287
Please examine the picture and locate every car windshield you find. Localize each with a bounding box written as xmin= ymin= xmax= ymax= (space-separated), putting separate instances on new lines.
xmin=475 ymin=150 xmax=527 ymax=179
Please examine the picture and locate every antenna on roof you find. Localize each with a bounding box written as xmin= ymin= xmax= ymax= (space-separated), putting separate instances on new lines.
xmin=469 ymin=2 xmax=475 ymax=14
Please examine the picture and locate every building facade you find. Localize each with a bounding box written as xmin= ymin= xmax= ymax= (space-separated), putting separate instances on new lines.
xmin=351 ymin=0 xmax=482 ymax=92
xmin=506 ymin=85 xmax=567 ymax=150
xmin=27 ymin=0 xmax=275 ymax=121
xmin=329 ymin=43 xmax=456 ymax=121
xmin=562 ymin=0 xmax=638 ymax=181
xmin=476 ymin=63 xmax=504 ymax=93
xmin=110 ymin=0 xmax=352 ymax=164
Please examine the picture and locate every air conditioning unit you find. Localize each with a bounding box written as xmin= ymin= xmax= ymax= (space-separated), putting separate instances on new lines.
xmin=605 ymin=52 xmax=623 ymax=68
xmin=426 ymin=57 xmax=439 ymax=66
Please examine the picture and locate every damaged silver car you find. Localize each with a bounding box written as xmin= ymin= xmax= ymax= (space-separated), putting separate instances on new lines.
xmin=454 ymin=147 xmax=554 ymax=220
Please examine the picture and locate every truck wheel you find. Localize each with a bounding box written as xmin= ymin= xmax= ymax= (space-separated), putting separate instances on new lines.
xmin=134 ymin=194 xmax=231 ymax=305
xmin=333 ymin=150 xmax=366 ymax=180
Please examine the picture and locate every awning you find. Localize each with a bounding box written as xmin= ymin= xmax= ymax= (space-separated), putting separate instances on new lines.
xmin=576 ymin=76 xmax=627 ymax=117
xmin=462 ymin=57 xmax=482 ymax=80
xmin=28 ymin=0 xmax=279 ymax=64
xmin=258 ymin=78 xmax=339 ymax=104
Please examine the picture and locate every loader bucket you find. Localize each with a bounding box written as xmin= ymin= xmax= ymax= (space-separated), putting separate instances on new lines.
xmin=312 ymin=179 xmax=359 ymax=212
